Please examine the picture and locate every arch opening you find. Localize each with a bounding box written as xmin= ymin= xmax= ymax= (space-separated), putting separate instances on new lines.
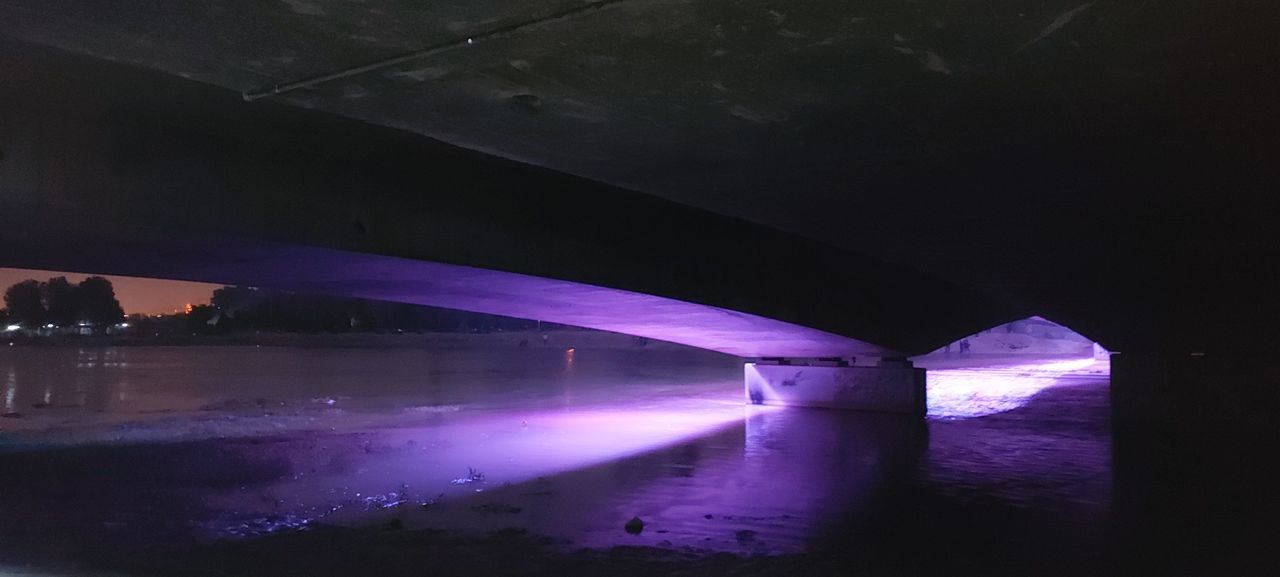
xmin=913 ymin=316 xmax=1110 ymax=419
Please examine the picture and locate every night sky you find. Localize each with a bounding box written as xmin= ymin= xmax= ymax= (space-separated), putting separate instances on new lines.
xmin=0 ymin=268 xmax=218 ymax=315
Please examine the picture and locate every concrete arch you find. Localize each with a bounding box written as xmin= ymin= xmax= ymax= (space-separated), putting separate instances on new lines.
xmin=0 ymin=43 xmax=1015 ymax=359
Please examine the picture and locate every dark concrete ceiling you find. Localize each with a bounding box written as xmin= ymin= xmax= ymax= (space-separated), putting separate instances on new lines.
xmin=1 ymin=1 xmax=1277 ymax=352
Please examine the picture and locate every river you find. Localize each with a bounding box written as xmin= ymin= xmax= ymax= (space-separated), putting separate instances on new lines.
xmin=0 ymin=341 xmax=1261 ymax=576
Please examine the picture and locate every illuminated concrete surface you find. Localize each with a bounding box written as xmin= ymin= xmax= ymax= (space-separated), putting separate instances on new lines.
xmin=2 ymin=1 xmax=1277 ymax=365
xmin=745 ymin=361 xmax=926 ymax=413
xmin=0 ymin=41 xmax=1013 ymax=360
xmin=0 ymin=241 xmax=888 ymax=359
xmin=2 ymin=2 xmax=1278 ymax=429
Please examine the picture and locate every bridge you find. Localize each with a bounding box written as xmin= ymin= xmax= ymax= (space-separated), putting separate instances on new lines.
xmin=0 ymin=41 xmax=1007 ymax=412
xmin=1 ymin=2 xmax=1278 ymax=424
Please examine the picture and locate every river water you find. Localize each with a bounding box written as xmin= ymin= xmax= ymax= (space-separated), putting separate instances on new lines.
xmin=1 ymin=342 xmax=1254 ymax=576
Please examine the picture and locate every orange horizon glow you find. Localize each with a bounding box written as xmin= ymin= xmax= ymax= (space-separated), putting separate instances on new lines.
xmin=0 ymin=268 xmax=219 ymax=316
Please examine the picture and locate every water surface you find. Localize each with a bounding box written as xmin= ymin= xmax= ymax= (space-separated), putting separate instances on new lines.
xmin=0 ymin=344 xmax=1121 ymax=575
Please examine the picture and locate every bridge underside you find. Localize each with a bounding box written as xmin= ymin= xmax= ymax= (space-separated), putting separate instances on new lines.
xmin=0 ymin=41 xmax=1013 ymax=359
xmin=0 ymin=236 xmax=886 ymax=359
xmin=4 ymin=5 xmax=1279 ymax=423
xmin=4 ymin=1 xmax=1278 ymax=362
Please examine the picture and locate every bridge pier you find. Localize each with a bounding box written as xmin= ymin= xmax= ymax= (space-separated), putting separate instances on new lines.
xmin=745 ymin=358 xmax=926 ymax=415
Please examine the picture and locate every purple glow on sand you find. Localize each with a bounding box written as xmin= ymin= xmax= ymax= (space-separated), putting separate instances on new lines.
xmin=205 ymin=394 xmax=777 ymax=537
xmin=926 ymin=358 xmax=1108 ymax=419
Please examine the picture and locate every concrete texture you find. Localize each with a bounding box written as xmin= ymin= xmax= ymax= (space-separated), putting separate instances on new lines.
xmin=0 ymin=42 xmax=1011 ymax=357
xmin=745 ymin=362 xmax=927 ymax=413
xmin=1 ymin=1 xmax=1276 ymax=359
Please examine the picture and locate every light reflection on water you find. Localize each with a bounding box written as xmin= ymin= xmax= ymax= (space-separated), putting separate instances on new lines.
xmin=925 ymin=358 xmax=1109 ymax=419
xmin=3 ymin=366 xmax=14 ymax=413
xmin=0 ymin=345 xmax=741 ymax=420
xmin=197 ymin=402 xmax=927 ymax=553
xmin=0 ymin=346 xmax=1112 ymax=561
xmin=433 ymin=407 xmax=930 ymax=552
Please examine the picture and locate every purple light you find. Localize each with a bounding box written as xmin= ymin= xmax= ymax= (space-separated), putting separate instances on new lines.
xmin=13 ymin=241 xmax=891 ymax=358
xmin=926 ymin=358 xmax=1108 ymax=419
xmin=203 ymin=394 xmax=775 ymax=536
xmin=388 ymin=404 xmax=922 ymax=553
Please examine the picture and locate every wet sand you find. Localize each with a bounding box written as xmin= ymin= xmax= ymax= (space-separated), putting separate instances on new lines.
xmin=1 ymin=346 xmax=1272 ymax=576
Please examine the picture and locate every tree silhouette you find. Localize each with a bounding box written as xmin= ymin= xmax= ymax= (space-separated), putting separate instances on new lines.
xmin=3 ymin=280 xmax=45 ymax=327
xmin=76 ymin=277 xmax=124 ymax=327
xmin=42 ymin=277 xmax=79 ymax=327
